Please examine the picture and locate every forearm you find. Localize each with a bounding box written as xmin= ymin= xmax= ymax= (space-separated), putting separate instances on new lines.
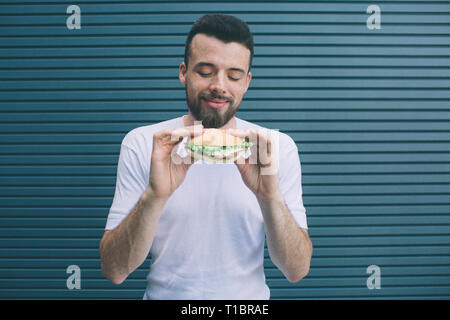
xmin=257 ymin=193 xmax=312 ymax=283
xmin=100 ymin=187 xmax=168 ymax=284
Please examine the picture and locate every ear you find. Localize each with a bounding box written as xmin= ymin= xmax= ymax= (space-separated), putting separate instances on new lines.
xmin=244 ymin=71 xmax=252 ymax=93
xmin=179 ymin=62 xmax=187 ymax=86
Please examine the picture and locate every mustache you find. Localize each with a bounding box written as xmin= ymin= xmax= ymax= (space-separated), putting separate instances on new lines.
xmin=199 ymin=92 xmax=233 ymax=102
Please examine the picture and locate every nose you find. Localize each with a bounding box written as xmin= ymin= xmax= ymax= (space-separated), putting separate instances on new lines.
xmin=208 ymin=73 xmax=227 ymax=95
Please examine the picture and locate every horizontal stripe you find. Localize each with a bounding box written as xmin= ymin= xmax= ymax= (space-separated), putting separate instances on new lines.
xmin=3 ymin=131 xmax=450 ymax=143
xmin=3 ymin=46 xmax=450 ymax=57
xmin=1 ymin=203 xmax=450 ymax=216
xmin=1 ymin=163 xmax=450 ymax=175
xmin=3 ymin=35 xmax=450 ymax=47
xmin=2 ymin=101 xmax=450 ymax=112
xmin=2 ymin=153 xmax=450 ymax=165
xmin=1 ymin=2 xmax=449 ymax=14
xmin=1 ymin=184 xmax=450 ymax=196
xmin=3 ymin=122 xmax=450 ymax=134
xmin=2 ymin=238 xmax=450 ymax=253
xmin=3 ymin=13 xmax=450 ymax=25
xmin=3 ymin=143 xmax=450 ymax=154
xmin=1 ymin=57 xmax=449 ymax=69
xmin=2 ymin=111 xmax=450 ymax=121
xmin=2 ymin=275 xmax=450 ymax=289
xmin=3 ymin=68 xmax=450 ymax=80
xmin=3 ymin=79 xmax=450 ymax=90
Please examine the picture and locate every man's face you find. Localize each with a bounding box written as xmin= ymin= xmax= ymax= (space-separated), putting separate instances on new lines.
xmin=179 ymin=34 xmax=252 ymax=128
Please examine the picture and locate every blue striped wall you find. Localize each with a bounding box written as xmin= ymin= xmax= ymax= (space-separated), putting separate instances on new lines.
xmin=1 ymin=0 xmax=450 ymax=299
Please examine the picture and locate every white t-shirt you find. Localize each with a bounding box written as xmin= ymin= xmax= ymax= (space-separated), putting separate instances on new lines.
xmin=105 ymin=116 xmax=308 ymax=300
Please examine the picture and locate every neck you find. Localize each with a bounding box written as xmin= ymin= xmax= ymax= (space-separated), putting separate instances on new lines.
xmin=183 ymin=112 xmax=236 ymax=130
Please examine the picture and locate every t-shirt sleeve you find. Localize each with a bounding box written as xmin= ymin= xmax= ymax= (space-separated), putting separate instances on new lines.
xmin=105 ymin=142 xmax=148 ymax=230
xmin=279 ymin=139 xmax=308 ymax=229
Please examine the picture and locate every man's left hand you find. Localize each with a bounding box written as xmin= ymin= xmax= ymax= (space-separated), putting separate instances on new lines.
xmin=226 ymin=128 xmax=282 ymax=202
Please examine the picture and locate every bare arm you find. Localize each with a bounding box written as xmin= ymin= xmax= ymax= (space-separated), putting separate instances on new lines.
xmin=226 ymin=128 xmax=312 ymax=283
xmin=99 ymin=125 xmax=203 ymax=284
xmin=99 ymin=188 xmax=168 ymax=284
xmin=257 ymin=192 xmax=312 ymax=283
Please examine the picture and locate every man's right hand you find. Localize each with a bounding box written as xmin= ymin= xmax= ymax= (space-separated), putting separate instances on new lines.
xmin=148 ymin=124 xmax=204 ymax=199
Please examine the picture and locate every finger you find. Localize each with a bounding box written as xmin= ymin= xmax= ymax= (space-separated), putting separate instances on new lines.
xmin=154 ymin=129 xmax=178 ymax=145
xmin=256 ymin=131 xmax=272 ymax=167
xmin=227 ymin=129 xmax=272 ymax=161
xmin=259 ymin=131 xmax=279 ymax=176
xmin=155 ymin=125 xmax=203 ymax=145
xmin=170 ymin=125 xmax=203 ymax=165
xmin=225 ymin=128 xmax=255 ymax=141
xmin=171 ymin=124 xmax=204 ymax=142
xmin=226 ymin=129 xmax=259 ymax=165
xmin=231 ymin=129 xmax=272 ymax=168
xmin=170 ymin=143 xmax=194 ymax=166
xmin=229 ymin=128 xmax=279 ymax=174
xmin=234 ymin=151 xmax=249 ymax=166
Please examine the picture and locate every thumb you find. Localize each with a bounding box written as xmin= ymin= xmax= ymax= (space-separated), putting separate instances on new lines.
xmin=170 ymin=140 xmax=193 ymax=166
xmin=234 ymin=155 xmax=249 ymax=173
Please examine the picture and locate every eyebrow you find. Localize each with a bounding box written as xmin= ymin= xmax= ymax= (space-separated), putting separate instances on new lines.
xmin=193 ymin=62 xmax=246 ymax=74
xmin=229 ymin=67 xmax=246 ymax=74
xmin=193 ymin=62 xmax=214 ymax=69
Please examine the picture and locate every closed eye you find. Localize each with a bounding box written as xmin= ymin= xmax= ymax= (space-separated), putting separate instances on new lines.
xmin=228 ymin=69 xmax=244 ymax=81
xmin=198 ymin=72 xmax=212 ymax=77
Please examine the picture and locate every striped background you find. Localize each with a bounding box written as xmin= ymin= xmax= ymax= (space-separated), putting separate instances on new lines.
xmin=1 ymin=0 xmax=450 ymax=299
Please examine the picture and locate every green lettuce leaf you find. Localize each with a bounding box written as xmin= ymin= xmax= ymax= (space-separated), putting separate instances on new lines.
xmin=189 ymin=141 xmax=253 ymax=156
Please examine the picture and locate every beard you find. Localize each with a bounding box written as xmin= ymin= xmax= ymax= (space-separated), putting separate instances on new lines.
xmin=185 ymin=82 xmax=241 ymax=128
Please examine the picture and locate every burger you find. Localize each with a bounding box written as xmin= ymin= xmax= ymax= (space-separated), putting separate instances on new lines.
xmin=186 ymin=128 xmax=253 ymax=163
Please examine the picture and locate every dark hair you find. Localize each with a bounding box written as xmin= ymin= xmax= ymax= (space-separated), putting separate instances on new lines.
xmin=184 ymin=14 xmax=254 ymax=71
